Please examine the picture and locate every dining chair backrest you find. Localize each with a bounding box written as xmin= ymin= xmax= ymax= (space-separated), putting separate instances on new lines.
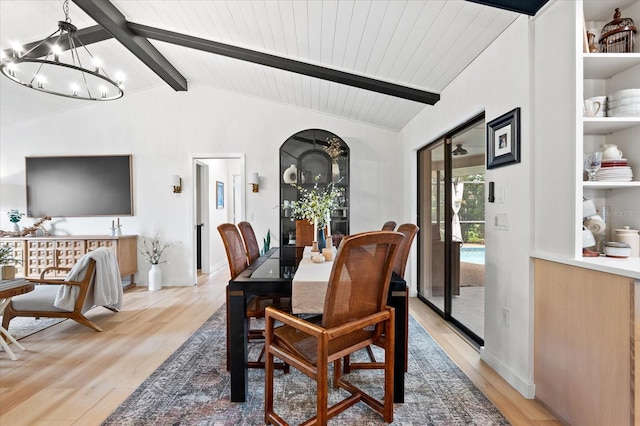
xmin=217 ymin=223 xmax=248 ymax=279
xmin=381 ymin=221 xmax=397 ymax=231
xmin=237 ymin=221 xmax=260 ymax=264
xmin=322 ymin=231 xmax=403 ymax=330
xmin=393 ymin=223 xmax=420 ymax=278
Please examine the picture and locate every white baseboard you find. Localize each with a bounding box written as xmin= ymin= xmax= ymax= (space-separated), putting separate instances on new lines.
xmin=480 ymin=347 xmax=536 ymax=399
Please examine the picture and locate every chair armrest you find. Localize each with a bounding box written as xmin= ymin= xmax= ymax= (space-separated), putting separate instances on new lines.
xmin=326 ymin=309 xmax=392 ymax=340
xmin=27 ymin=277 xmax=83 ymax=286
xmin=265 ymin=306 xmax=324 ymax=337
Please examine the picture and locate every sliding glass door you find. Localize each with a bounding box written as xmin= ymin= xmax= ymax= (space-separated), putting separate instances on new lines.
xmin=417 ymin=114 xmax=486 ymax=346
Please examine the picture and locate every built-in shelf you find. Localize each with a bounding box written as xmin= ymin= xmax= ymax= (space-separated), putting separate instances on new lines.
xmin=583 ymin=117 xmax=640 ymax=134
xmin=583 ymin=53 xmax=640 ymax=79
xmin=583 ymin=181 xmax=640 ymax=189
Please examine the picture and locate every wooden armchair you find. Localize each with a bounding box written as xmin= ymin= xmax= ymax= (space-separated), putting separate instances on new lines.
xmin=238 ymin=221 xmax=260 ymax=264
xmin=218 ymin=223 xmax=289 ymax=371
xmin=264 ymin=231 xmax=403 ymax=425
xmin=344 ymin=223 xmax=419 ymax=373
xmin=2 ymin=259 xmax=115 ymax=333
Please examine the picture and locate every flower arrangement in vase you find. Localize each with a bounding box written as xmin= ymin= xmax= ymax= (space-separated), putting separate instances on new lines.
xmin=287 ymin=175 xmax=343 ymax=251
xmin=7 ymin=209 xmax=24 ymax=232
xmin=140 ymin=234 xmax=174 ymax=291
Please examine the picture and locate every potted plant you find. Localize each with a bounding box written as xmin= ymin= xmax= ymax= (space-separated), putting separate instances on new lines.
xmin=0 ymin=244 xmax=22 ymax=280
xmin=140 ymin=234 xmax=174 ymax=291
xmin=7 ymin=209 xmax=24 ymax=233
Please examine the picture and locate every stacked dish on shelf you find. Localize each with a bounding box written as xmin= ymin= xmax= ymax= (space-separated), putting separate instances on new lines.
xmin=607 ymin=89 xmax=640 ymax=117
xmin=595 ymin=158 xmax=633 ymax=181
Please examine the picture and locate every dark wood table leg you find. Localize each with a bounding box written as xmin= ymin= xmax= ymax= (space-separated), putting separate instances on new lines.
xmin=388 ymin=286 xmax=407 ymax=403
xmin=228 ymin=288 xmax=248 ymax=402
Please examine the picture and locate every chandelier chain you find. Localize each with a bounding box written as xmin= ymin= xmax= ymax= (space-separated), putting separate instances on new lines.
xmin=63 ymin=0 xmax=71 ymax=24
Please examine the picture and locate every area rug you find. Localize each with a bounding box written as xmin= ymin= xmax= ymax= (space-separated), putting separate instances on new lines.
xmin=103 ymin=307 xmax=510 ymax=425
xmin=5 ymin=317 xmax=66 ymax=340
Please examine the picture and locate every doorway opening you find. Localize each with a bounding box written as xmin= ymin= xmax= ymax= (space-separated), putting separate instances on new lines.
xmin=417 ymin=113 xmax=486 ymax=346
xmin=194 ymin=155 xmax=245 ymax=278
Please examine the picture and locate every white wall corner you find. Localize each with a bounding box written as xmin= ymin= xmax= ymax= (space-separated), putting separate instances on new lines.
xmin=480 ymin=347 xmax=536 ymax=398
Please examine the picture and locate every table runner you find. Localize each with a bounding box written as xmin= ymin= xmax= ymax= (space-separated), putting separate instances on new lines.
xmin=291 ymin=247 xmax=334 ymax=314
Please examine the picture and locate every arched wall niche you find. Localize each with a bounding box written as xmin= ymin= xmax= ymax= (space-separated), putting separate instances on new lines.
xmin=279 ymin=129 xmax=350 ymax=246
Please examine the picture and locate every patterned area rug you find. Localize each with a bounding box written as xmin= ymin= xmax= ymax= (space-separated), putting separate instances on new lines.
xmin=5 ymin=317 xmax=66 ymax=340
xmin=103 ymin=307 xmax=510 ymax=425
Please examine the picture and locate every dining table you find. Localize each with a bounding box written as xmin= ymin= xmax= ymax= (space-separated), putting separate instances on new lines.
xmin=227 ymin=246 xmax=408 ymax=403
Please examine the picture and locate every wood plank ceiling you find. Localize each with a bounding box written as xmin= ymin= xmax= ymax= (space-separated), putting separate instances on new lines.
xmin=1 ymin=1 xmax=527 ymax=130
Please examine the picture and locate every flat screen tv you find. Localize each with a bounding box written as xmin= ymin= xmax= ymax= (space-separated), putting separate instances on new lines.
xmin=26 ymin=155 xmax=133 ymax=218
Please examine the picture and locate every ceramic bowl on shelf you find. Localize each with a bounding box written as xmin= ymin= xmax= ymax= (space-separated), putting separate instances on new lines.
xmin=608 ymin=88 xmax=640 ymax=101
xmin=607 ymin=103 xmax=640 ymax=117
xmin=604 ymin=241 xmax=631 ymax=258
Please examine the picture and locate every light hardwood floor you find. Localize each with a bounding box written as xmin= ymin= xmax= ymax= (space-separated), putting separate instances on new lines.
xmin=0 ymin=270 xmax=560 ymax=425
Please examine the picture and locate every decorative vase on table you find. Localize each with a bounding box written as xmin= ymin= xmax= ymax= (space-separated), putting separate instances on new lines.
xmin=11 ymin=222 xmax=19 ymax=232
xmin=149 ymin=264 xmax=162 ymax=291
xmin=317 ymin=229 xmax=326 ymax=252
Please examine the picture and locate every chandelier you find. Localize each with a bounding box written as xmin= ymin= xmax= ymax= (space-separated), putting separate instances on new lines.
xmin=0 ymin=0 xmax=123 ymax=101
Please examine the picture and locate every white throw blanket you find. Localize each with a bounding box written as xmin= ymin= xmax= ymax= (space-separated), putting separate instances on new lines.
xmin=53 ymin=247 xmax=123 ymax=312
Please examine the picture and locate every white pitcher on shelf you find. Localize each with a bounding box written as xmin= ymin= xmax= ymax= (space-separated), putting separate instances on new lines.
xmin=601 ymin=144 xmax=623 ymax=160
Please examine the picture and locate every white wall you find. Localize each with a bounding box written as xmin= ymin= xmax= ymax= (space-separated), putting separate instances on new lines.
xmin=401 ymin=15 xmax=535 ymax=398
xmin=0 ymin=83 xmax=401 ymax=286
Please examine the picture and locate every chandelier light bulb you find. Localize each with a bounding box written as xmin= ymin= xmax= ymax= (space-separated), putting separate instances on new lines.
xmin=99 ymin=85 xmax=107 ymax=98
xmin=51 ymin=44 xmax=62 ymax=61
xmin=10 ymin=41 xmax=22 ymax=56
xmin=70 ymin=83 xmax=79 ymax=96
xmin=92 ymin=57 xmax=102 ymax=73
xmin=6 ymin=62 xmax=16 ymax=77
xmin=37 ymin=75 xmax=46 ymax=89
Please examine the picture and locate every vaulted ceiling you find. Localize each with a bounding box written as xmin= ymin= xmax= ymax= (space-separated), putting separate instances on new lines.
xmin=1 ymin=1 xmax=551 ymax=130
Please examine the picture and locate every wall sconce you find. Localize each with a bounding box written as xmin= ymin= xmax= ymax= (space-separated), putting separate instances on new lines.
xmin=248 ymin=172 xmax=260 ymax=193
xmin=171 ymin=175 xmax=182 ymax=193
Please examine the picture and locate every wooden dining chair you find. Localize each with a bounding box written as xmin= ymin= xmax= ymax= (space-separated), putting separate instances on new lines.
xmin=217 ymin=223 xmax=289 ymax=371
xmin=264 ymin=230 xmax=403 ymax=425
xmin=344 ymin=223 xmax=419 ymax=373
xmin=237 ymin=221 xmax=260 ymax=264
xmin=381 ymin=221 xmax=397 ymax=231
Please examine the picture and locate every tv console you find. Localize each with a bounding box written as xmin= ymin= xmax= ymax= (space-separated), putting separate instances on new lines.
xmin=1 ymin=235 xmax=137 ymax=289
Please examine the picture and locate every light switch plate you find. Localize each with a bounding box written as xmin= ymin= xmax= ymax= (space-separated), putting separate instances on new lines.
xmin=494 ymin=213 xmax=509 ymax=230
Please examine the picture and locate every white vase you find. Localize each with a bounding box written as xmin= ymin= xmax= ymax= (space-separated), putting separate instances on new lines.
xmin=149 ymin=264 xmax=162 ymax=291
xmin=331 ymin=160 xmax=340 ymax=182
xmin=283 ymin=164 xmax=297 ymax=184
xmin=12 ymin=222 xmax=19 ymax=232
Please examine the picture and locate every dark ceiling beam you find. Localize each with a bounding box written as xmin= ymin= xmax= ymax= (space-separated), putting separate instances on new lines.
xmin=71 ymin=0 xmax=187 ymax=91
xmin=1 ymin=25 xmax=113 ymax=59
xmin=129 ymin=22 xmax=440 ymax=105
xmin=465 ymin=0 xmax=550 ymax=16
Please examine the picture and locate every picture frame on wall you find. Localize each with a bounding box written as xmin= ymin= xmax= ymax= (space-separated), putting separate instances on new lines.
xmin=486 ymin=107 xmax=521 ymax=170
xmin=216 ymin=181 xmax=224 ymax=209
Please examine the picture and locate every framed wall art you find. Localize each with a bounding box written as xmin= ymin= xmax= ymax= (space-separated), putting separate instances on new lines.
xmin=216 ymin=181 xmax=224 ymax=209
xmin=486 ymin=107 xmax=521 ymax=170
